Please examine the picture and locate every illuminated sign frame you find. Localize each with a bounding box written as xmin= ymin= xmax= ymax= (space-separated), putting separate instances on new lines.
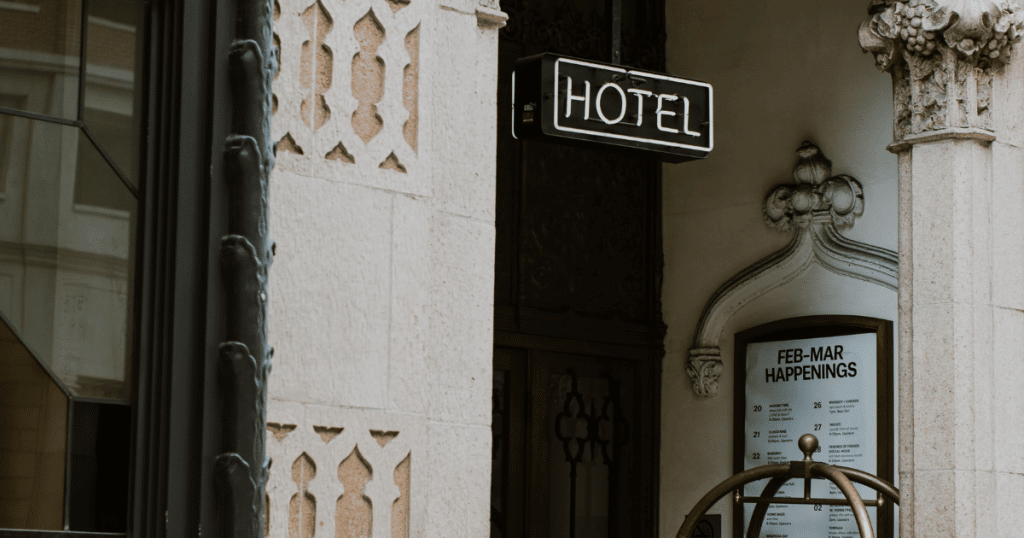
xmin=512 ymin=53 xmax=713 ymax=163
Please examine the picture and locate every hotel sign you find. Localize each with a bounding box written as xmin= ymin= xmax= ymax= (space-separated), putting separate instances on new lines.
xmin=512 ymin=54 xmax=713 ymax=163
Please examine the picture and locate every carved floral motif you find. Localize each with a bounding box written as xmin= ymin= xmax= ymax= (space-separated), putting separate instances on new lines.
xmin=686 ymin=352 xmax=724 ymax=398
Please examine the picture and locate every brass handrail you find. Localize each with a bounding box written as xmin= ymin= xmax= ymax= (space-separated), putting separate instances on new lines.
xmin=674 ymin=434 xmax=899 ymax=538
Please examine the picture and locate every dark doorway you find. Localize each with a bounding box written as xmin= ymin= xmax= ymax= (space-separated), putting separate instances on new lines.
xmin=491 ymin=1 xmax=666 ymax=537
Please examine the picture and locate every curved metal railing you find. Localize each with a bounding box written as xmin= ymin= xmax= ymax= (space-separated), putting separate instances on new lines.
xmin=674 ymin=434 xmax=899 ymax=538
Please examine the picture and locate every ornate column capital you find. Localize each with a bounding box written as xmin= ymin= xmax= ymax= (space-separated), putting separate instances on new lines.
xmin=859 ymin=0 xmax=1024 ymax=146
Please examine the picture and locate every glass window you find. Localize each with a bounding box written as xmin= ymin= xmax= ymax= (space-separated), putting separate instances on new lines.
xmin=1 ymin=118 xmax=136 ymax=401
xmin=0 ymin=319 xmax=67 ymax=530
xmin=82 ymin=0 xmax=144 ymax=189
xmin=0 ymin=1 xmax=82 ymax=120
xmin=0 ymin=0 xmax=146 ymax=531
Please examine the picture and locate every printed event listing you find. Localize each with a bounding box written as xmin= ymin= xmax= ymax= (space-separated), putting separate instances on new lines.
xmin=743 ymin=333 xmax=877 ymax=538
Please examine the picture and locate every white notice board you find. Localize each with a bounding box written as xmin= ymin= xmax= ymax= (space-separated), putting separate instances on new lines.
xmin=733 ymin=318 xmax=893 ymax=538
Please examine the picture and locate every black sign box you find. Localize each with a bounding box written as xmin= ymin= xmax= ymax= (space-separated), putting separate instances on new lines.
xmin=512 ymin=53 xmax=713 ymax=163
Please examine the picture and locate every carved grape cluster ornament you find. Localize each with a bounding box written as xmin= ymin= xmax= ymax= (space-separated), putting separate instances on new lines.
xmin=862 ymin=0 xmax=1024 ymax=71
xmin=861 ymin=0 xmax=1024 ymax=141
xmin=764 ymin=142 xmax=865 ymax=232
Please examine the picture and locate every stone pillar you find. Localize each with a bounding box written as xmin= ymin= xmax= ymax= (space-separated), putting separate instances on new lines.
xmin=860 ymin=2 xmax=1024 ymax=537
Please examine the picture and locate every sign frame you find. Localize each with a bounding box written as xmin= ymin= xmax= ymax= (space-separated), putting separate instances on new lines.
xmin=512 ymin=53 xmax=713 ymax=163
xmin=732 ymin=315 xmax=894 ymax=538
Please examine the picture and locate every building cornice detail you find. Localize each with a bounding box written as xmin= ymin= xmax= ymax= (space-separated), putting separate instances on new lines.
xmin=686 ymin=143 xmax=898 ymax=397
xmin=860 ymin=0 xmax=1024 ymax=143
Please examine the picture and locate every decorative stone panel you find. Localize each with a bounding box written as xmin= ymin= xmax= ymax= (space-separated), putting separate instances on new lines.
xmin=273 ymin=0 xmax=429 ymax=193
xmin=266 ymin=403 xmax=425 ymax=538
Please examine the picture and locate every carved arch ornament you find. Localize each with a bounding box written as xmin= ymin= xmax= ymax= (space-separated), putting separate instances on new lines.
xmin=686 ymin=143 xmax=898 ymax=397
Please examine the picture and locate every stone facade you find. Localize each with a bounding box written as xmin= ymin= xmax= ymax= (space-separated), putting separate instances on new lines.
xmin=660 ymin=2 xmax=900 ymax=536
xmin=861 ymin=1 xmax=1024 ymax=537
xmin=267 ymin=0 xmax=504 ymax=536
xmin=663 ymin=2 xmax=1024 ymax=538
xmin=266 ymin=1 xmax=1024 ymax=537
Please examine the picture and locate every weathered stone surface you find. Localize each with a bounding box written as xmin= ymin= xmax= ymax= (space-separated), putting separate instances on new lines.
xmin=387 ymin=194 xmax=431 ymax=414
xmin=427 ymin=213 xmax=494 ymax=426
xmin=431 ymin=8 xmax=499 ymax=221
xmin=992 ymin=308 xmax=1024 ymax=474
xmin=864 ymin=4 xmax=1024 ymax=537
xmin=269 ymin=171 xmax=392 ymax=409
xmin=990 ymin=142 xmax=1024 ymax=310
xmin=423 ymin=422 xmax=491 ymax=538
xmin=268 ymin=2 xmax=503 ymax=537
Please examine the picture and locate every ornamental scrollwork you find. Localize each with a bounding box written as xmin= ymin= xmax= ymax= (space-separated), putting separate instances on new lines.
xmin=764 ymin=142 xmax=865 ymax=232
xmin=686 ymin=351 xmax=724 ymax=398
xmin=686 ymin=143 xmax=896 ymax=397
xmin=860 ymin=0 xmax=1024 ymax=140
xmin=215 ymin=2 xmax=276 ymax=537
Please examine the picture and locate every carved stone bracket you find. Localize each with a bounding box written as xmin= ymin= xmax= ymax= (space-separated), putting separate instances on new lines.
xmin=686 ymin=350 xmax=725 ymax=397
xmin=860 ymin=0 xmax=1024 ymax=143
xmin=686 ymin=143 xmax=898 ymax=397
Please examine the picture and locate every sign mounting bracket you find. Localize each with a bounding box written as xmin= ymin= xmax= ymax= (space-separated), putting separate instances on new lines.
xmin=611 ymin=0 xmax=622 ymax=65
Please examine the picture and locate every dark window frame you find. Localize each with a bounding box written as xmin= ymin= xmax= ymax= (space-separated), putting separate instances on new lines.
xmin=131 ymin=0 xmax=245 ymax=537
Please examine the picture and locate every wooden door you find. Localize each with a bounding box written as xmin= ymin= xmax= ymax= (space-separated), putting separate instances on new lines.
xmin=491 ymin=1 xmax=666 ymax=536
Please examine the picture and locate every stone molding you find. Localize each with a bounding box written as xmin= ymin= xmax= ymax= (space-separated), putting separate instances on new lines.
xmin=686 ymin=143 xmax=898 ymax=397
xmin=475 ymin=5 xmax=508 ymax=28
xmin=859 ymin=0 xmax=1024 ymax=143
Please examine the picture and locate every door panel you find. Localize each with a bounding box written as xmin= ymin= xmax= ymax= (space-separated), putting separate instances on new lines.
xmin=492 ymin=1 xmax=665 ymax=536
xmin=494 ymin=346 xmax=645 ymax=538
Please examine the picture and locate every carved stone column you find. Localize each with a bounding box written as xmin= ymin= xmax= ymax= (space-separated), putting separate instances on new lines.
xmin=861 ymin=2 xmax=1024 ymax=536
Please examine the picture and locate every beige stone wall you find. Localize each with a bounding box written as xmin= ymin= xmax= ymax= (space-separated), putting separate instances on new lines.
xmin=661 ymin=1 xmax=898 ymax=536
xmin=267 ymin=0 xmax=505 ymax=536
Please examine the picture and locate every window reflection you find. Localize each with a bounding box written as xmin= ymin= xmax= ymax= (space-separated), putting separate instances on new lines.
xmin=0 ymin=317 xmax=68 ymax=531
xmin=0 ymin=0 xmax=143 ymax=530
xmin=83 ymin=0 xmax=144 ymax=187
xmin=0 ymin=0 xmax=83 ymax=120
xmin=0 ymin=117 xmax=135 ymax=400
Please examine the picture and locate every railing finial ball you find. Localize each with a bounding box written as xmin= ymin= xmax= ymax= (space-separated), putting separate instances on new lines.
xmin=799 ymin=433 xmax=819 ymax=461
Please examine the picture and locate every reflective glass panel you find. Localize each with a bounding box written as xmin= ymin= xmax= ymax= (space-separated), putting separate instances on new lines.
xmin=82 ymin=0 xmax=145 ymax=187
xmin=0 ymin=95 xmax=28 ymax=193
xmin=68 ymin=400 xmax=131 ymax=531
xmin=0 ymin=0 xmax=83 ymax=120
xmin=0 ymin=317 xmax=68 ymax=531
xmin=0 ymin=115 xmax=136 ymax=401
